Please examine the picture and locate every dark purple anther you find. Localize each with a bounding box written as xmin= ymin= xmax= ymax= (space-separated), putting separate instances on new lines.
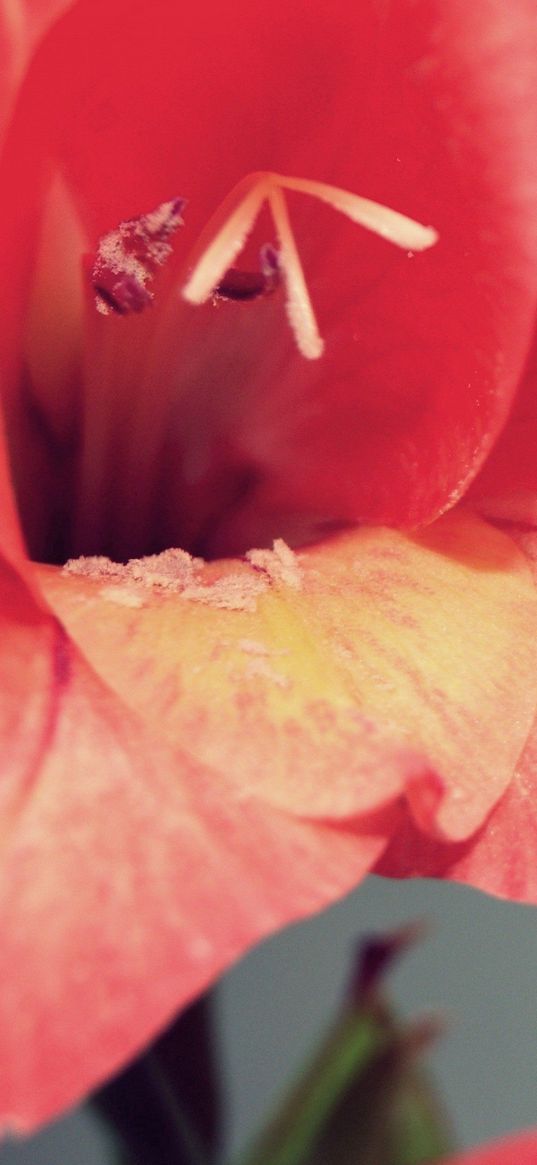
xmin=94 ymin=275 xmax=154 ymax=315
xmin=215 ymin=244 xmax=281 ymax=302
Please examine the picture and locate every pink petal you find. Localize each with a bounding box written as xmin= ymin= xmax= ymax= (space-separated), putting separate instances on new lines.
xmin=440 ymin=1131 xmax=537 ymax=1165
xmin=0 ymin=552 xmax=389 ymax=1130
xmin=376 ymin=720 xmax=537 ymax=905
xmin=378 ymin=525 xmax=537 ymax=900
xmin=3 ymin=504 xmax=535 ymax=1127
xmin=39 ymin=509 xmax=537 ymax=840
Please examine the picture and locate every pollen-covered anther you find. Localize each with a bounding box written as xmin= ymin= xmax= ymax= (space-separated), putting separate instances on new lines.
xmin=182 ymin=172 xmax=438 ymax=359
xmin=91 ymin=196 xmax=185 ymax=316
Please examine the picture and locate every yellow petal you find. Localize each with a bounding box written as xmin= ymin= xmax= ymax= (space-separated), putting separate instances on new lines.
xmin=37 ymin=509 xmax=537 ymax=842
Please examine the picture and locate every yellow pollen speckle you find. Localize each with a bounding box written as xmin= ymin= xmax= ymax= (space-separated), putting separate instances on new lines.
xmin=246 ymin=538 xmax=302 ymax=590
xmin=181 ymin=573 xmax=268 ymax=612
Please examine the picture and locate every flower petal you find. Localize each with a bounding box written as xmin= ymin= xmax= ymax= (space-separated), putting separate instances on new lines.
xmin=467 ymin=330 xmax=537 ymax=525
xmin=376 ymin=720 xmax=537 ymax=905
xmin=4 ymin=506 xmax=536 ymax=1127
xmin=0 ymin=415 xmax=26 ymax=563
xmin=440 ymin=1132 xmax=537 ymax=1165
xmin=0 ymin=552 xmax=389 ymax=1130
xmin=4 ymin=0 xmax=537 ymax=551
xmin=377 ymin=525 xmax=537 ymax=901
xmin=38 ymin=509 xmax=537 ymax=842
xmin=3 ymin=507 xmax=536 ymax=1125
xmin=0 ymin=0 xmax=73 ymax=141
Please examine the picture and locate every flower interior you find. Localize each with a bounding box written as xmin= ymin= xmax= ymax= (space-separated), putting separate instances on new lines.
xmin=6 ymin=0 xmax=533 ymax=576
xmin=182 ymin=171 xmax=437 ymax=359
xmin=16 ymin=168 xmax=436 ymax=568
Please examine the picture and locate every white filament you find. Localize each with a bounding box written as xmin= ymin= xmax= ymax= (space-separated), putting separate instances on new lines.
xmin=183 ymin=181 xmax=268 ymax=304
xmin=182 ymin=171 xmax=438 ymax=360
xmin=268 ymin=184 xmax=324 ymax=359
xmin=278 ymin=174 xmax=438 ymax=251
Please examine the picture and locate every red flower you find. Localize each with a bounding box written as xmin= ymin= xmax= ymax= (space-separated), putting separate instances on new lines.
xmin=1 ymin=0 xmax=537 ymax=1132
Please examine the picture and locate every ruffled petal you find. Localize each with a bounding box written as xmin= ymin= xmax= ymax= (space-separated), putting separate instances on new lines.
xmin=375 ymin=720 xmax=537 ymax=905
xmin=377 ymin=524 xmax=537 ymax=900
xmin=38 ymin=509 xmax=537 ymax=841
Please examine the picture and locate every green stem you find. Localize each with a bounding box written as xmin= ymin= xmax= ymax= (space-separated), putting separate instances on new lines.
xmin=231 ymin=1013 xmax=385 ymax=1165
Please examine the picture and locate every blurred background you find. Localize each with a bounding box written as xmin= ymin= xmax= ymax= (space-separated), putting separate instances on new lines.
xmin=1 ymin=873 xmax=536 ymax=1163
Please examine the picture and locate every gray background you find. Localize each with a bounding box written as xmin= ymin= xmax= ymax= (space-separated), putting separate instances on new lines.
xmin=1 ymin=874 xmax=536 ymax=1162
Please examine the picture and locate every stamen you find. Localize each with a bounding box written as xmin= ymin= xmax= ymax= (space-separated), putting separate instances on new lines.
xmin=260 ymin=243 xmax=281 ymax=286
xmin=215 ymin=244 xmax=281 ymax=301
xmin=268 ymin=184 xmax=323 ymax=359
xmin=182 ymin=180 xmax=268 ymax=305
xmin=278 ymin=175 xmax=438 ymax=251
xmin=215 ymin=270 xmax=268 ymax=301
xmin=182 ymin=172 xmax=438 ymax=359
xmin=91 ymin=197 xmax=185 ymax=315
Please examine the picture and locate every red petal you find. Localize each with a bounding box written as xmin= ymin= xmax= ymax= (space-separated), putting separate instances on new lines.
xmin=3 ymin=0 xmax=537 ymax=542
xmin=0 ymin=0 xmax=72 ymax=141
xmin=0 ymin=414 xmax=26 ymax=563
xmin=468 ymin=330 xmax=537 ymax=525
xmin=441 ymin=1132 xmax=537 ymax=1165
